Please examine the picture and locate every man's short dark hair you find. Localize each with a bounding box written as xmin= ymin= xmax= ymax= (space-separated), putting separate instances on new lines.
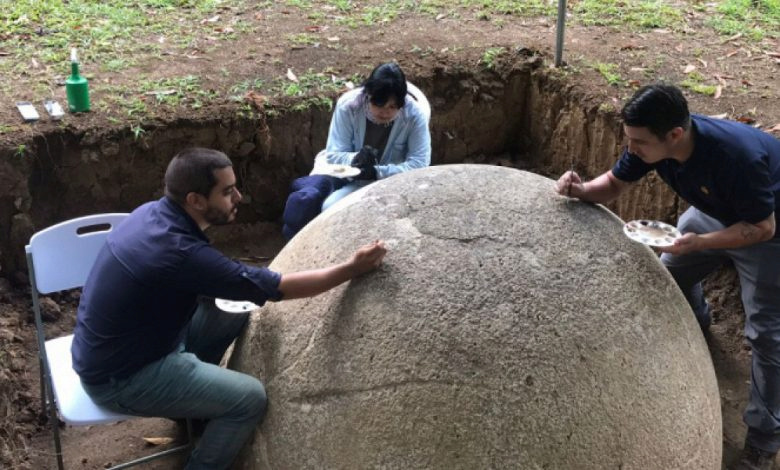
xmin=621 ymin=84 xmax=691 ymax=140
xmin=164 ymin=148 xmax=233 ymax=205
xmin=363 ymin=62 xmax=407 ymax=109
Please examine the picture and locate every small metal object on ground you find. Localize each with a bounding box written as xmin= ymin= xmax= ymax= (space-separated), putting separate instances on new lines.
xmin=44 ymin=100 xmax=65 ymax=120
xmin=16 ymin=101 xmax=40 ymax=122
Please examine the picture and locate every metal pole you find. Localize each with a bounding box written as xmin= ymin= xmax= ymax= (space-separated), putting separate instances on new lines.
xmin=555 ymin=0 xmax=567 ymax=67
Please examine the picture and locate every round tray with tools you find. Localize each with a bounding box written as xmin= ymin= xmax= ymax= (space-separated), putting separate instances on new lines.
xmin=623 ymin=219 xmax=682 ymax=247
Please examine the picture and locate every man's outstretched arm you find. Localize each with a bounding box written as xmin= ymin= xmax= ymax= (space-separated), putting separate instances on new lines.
xmin=278 ymin=241 xmax=387 ymax=299
xmin=555 ymin=169 xmax=630 ymax=204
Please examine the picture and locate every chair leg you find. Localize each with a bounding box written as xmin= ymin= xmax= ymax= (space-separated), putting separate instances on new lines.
xmin=105 ymin=420 xmax=194 ymax=470
xmin=45 ymin=373 xmax=65 ymax=470
xmin=50 ymin=411 xmax=64 ymax=470
xmin=38 ymin=356 xmax=46 ymax=420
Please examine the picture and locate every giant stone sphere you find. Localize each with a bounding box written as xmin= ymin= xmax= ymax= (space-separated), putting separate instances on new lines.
xmin=231 ymin=165 xmax=721 ymax=469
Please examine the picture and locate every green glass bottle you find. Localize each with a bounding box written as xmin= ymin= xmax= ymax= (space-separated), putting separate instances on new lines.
xmin=65 ymin=48 xmax=90 ymax=113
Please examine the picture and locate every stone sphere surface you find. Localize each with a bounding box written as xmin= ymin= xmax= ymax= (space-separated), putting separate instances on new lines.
xmin=231 ymin=165 xmax=721 ymax=470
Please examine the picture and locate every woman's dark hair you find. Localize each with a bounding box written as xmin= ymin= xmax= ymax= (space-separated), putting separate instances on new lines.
xmin=164 ymin=147 xmax=233 ymax=205
xmin=621 ymin=84 xmax=691 ymax=140
xmin=362 ymin=62 xmax=407 ymax=108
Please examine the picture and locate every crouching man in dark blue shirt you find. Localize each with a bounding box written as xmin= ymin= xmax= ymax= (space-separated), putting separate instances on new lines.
xmin=71 ymin=147 xmax=386 ymax=470
xmin=555 ymin=84 xmax=780 ymax=470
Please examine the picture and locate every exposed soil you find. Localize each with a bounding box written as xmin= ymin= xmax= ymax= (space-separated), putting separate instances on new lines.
xmin=1 ymin=2 xmax=779 ymax=469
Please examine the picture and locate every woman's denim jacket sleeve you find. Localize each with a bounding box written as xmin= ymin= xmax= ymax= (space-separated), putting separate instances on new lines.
xmin=320 ymin=84 xmax=431 ymax=180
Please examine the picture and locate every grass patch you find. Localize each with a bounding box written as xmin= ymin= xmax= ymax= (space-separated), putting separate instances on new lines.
xmin=284 ymin=0 xmax=313 ymax=8
xmin=229 ymin=78 xmax=266 ymax=102
xmin=681 ymin=81 xmax=718 ymax=96
xmin=229 ymin=69 xmax=362 ymax=112
xmin=101 ymin=57 xmax=136 ymax=73
xmin=326 ymin=0 xmax=553 ymax=27
xmin=480 ymin=47 xmax=506 ymax=69
xmin=0 ymin=0 xmax=239 ymax=77
xmin=138 ymin=75 xmax=217 ymax=108
xmin=287 ymin=33 xmax=319 ymax=46
xmin=130 ymin=124 xmax=146 ymax=140
xmin=462 ymin=0 xmax=555 ymax=16
xmin=573 ymin=0 xmax=686 ymax=30
xmin=706 ymin=0 xmax=780 ymax=39
xmin=592 ymin=62 xmax=623 ymax=86
xmin=276 ymin=70 xmax=357 ymax=97
xmin=681 ymin=71 xmax=718 ymax=95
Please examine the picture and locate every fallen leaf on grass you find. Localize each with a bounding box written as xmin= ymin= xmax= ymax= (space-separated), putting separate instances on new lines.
xmin=143 ymin=437 xmax=175 ymax=446
xmin=736 ymin=116 xmax=756 ymax=125
xmin=725 ymin=49 xmax=740 ymax=58
xmin=714 ymin=85 xmax=722 ymax=99
xmin=683 ymin=64 xmax=696 ymax=74
xmin=201 ymin=15 xmax=220 ymax=24
xmin=721 ymin=32 xmax=743 ymax=44
xmin=305 ymin=25 xmax=322 ymax=32
xmin=627 ymin=79 xmax=641 ymax=87
xmin=697 ymin=58 xmax=708 ymax=68
xmin=286 ymin=68 xmax=298 ymax=82
xmin=254 ymin=13 xmax=263 ymax=20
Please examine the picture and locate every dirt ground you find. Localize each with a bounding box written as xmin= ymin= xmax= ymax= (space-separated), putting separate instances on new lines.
xmin=1 ymin=1 xmax=779 ymax=469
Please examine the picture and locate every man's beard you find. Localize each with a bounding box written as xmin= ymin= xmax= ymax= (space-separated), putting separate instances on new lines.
xmin=204 ymin=205 xmax=236 ymax=226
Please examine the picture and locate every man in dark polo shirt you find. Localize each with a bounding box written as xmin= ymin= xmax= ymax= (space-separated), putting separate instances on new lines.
xmin=555 ymin=84 xmax=780 ymax=470
xmin=71 ymin=147 xmax=386 ymax=470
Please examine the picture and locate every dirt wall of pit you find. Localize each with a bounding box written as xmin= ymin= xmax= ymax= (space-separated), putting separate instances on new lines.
xmin=0 ymin=53 xmax=679 ymax=281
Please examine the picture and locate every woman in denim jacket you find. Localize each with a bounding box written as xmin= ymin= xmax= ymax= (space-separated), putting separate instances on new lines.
xmin=311 ymin=62 xmax=432 ymax=211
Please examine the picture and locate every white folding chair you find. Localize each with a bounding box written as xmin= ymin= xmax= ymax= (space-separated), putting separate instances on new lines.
xmin=25 ymin=213 xmax=192 ymax=469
